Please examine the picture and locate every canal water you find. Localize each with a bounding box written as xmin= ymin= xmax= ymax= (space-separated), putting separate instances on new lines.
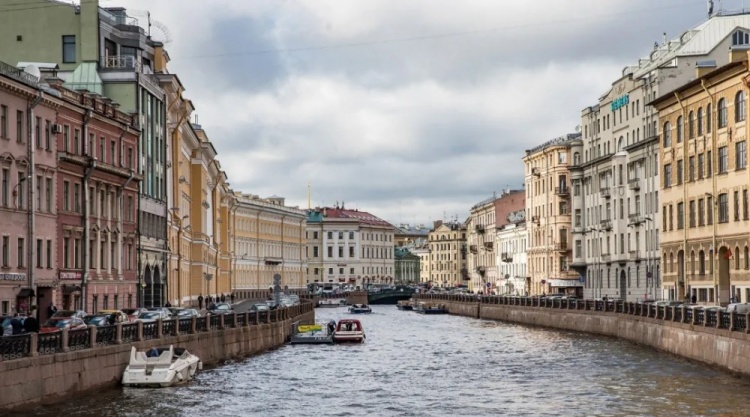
xmin=16 ymin=306 xmax=750 ymax=416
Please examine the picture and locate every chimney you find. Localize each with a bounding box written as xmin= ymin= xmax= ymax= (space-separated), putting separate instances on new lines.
xmin=695 ymin=60 xmax=717 ymax=79
xmin=153 ymin=42 xmax=169 ymax=73
xmin=80 ymin=0 xmax=100 ymax=62
xmin=729 ymin=46 xmax=750 ymax=64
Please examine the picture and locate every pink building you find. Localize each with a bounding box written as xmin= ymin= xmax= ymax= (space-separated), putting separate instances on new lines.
xmin=49 ymin=79 xmax=140 ymax=315
xmin=0 ymin=64 xmax=60 ymax=317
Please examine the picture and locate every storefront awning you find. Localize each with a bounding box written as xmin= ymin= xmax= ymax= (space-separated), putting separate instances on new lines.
xmin=16 ymin=288 xmax=35 ymax=298
xmin=62 ymin=285 xmax=81 ymax=294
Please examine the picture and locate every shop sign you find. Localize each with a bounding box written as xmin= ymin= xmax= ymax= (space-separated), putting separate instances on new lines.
xmin=0 ymin=273 xmax=26 ymax=281
xmin=611 ymin=94 xmax=629 ymax=112
xmin=59 ymin=271 xmax=82 ymax=280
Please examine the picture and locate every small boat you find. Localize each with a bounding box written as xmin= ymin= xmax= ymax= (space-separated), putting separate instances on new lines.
xmin=414 ymin=302 xmax=448 ymax=315
xmin=333 ymin=319 xmax=366 ymax=343
xmin=348 ymin=303 xmax=372 ymax=314
xmin=317 ymin=298 xmax=347 ymax=308
xmin=290 ymin=321 xmax=334 ymax=345
xmin=396 ymin=300 xmax=414 ymax=311
xmin=122 ymin=346 xmax=202 ymax=388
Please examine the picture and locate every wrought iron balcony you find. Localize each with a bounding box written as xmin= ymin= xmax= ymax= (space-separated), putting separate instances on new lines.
xmin=483 ymin=241 xmax=493 ymax=251
xmin=600 ymin=219 xmax=613 ymax=231
xmin=101 ymin=55 xmax=141 ymax=71
xmin=476 ymin=266 xmax=486 ymax=275
xmin=554 ymin=242 xmax=569 ymax=251
xmin=628 ymin=178 xmax=641 ymax=190
xmin=475 ymin=224 xmax=485 ymax=233
xmin=600 ymin=187 xmax=611 ymax=198
xmin=629 ymin=250 xmax=642 ymax=262
xmin=501 ymin=252 xmax=513 ymax=262
xmin=555 ymin=186 xmax=569 ymax=197
xmin=469 ymin=245 xmax=478 ymax=254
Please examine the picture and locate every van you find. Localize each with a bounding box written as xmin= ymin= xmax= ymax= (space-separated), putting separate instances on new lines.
xmin=726 ymin=303 xmax=750 ymax=314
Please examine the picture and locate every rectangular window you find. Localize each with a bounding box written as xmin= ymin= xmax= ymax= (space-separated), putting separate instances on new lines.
xmin=46 ymin=239 xmax=52 ymax=268
xmin=17 ymin=237 xmax=24 ymax=268
xmin=45 ymin=178 xmax=52 ymax=212
xmin=63 ymin=181 xmax=69 ymax=211
xmin=734 ymin=191 xmax=740 ymax=221
xmin=127 ymin=148 xmax=133 ymax=169
xmin=707 ymin=150 xmax=713 ymax=177
xmin=719 ymin=193 xmax=729 ymax=223
xmin=327 ymin=246 xmax=333 ymax=258
xmin=111 ymin=140 xmax=116 ymax=165
xmin=73 ymin=183 xmax=80 ymax=213
xmin=676 ymin=160 xmax=683 ymax=184
xmin=0 ymin=105 xmax=7 ymax=138
xmin=698 ymin=153 xmax=704 ymax=179
xmin=707 ymin=196 xmax=714 ymax=225
xmin=698 ymin=198 xmax=705 ymax=226
xmin=1 ymin=236 xmax=7 ymax=267
xmin=349 ymin=246 xmax=355 ymax=257
xmin=36 ymin=239 xmax=42 ymax=268
xmin=327 ymin=232 xmax=332 ymax=239
xmin=63 ymin=125 xmax=69 ymax=152
xmin=718 ymin=146 xmax=728 ymax=174
xmin=663 ymin=164 xmax=672 ymax=188
xmin=338 ymin=246 xmax=343 ymax=258
xmin=737 ymin=141 xmax=747 ymax=170
xmin=688 ymin=156 xmax=695 ymax=181
xmin=62 ymin=35 xmax=76 ymax=63
xmin=126 ymin=196 xmax=133 ymax=222
xmin=45 ymin=120 xmax=51 ymax=150
xmin=74 ymin=129 xmax=81 ymax=154
xmin=669 ymin=205 xmax=674 ymax=230
xmin=35 ymin=175 xmax=41 ymax=212
xmin=63 ymin=237 xmax=70 ymax=269
xmin=689 ymin=200 xmax=696 ymax=228
xmin=1 ymin=168 xmax=8 ymax=207
xmin=17 ymin=173 xmax=25 ymax=209
xmin=677 ymin=202 xmax=684 ymax=229
xmin=745 ymin=189 xmax=749 ymax=220
xmin=313 ymin=246 xmax=318 ymax=257
xmin=16 ymin=110 xmax=23 ymax=142
xmin=35 ymin=117 xmax=41 ymax=148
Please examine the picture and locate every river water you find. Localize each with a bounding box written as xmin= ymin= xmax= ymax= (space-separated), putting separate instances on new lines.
xmin=16 ymin=306 xmax=750 ymax=417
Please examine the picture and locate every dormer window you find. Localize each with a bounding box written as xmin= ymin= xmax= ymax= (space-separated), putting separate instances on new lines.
xmin=732 ymin=30 xmax=750 ymax=46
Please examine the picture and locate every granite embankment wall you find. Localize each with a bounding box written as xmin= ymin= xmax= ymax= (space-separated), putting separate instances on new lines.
xmin=418 ymin=295 xmax=750 ymax=377
xmin=0 ymin=303 xmax=315 ymax=411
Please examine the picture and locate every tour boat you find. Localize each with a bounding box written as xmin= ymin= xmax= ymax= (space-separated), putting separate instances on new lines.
xmin=290 ymin=322 xmax=334 ymax=345
xmin=348 ymin=303 xmax=372 ymax=314
xmin=122 ymin=345 xmax=202 ymax=388
xmin=317 ymin=298 xmax=347 ymax=308
xmin=414 ymin=302 xmax=448 ymax=315
xmin=333 ymin=319 xmax=366 ymax=343
xmin=396 ymin=300 xmax=414 ymax=311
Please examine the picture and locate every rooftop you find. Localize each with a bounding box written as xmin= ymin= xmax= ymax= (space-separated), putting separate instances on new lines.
xmin=525 ymin=133 xmax=581 ymax=155
xmin=308 ymin=207 xmax=393 ymax=228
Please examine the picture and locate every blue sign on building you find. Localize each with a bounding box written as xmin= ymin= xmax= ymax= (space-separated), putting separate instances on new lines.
xmin=611 ymin=94 xmax=629 ymax=112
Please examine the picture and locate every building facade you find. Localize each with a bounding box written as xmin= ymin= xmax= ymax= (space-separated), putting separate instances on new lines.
xmin=466 ymin=197 xmax=496 ymax=293
xmin=523 ymin=134 xmax=581 ymax=296
xmin=652 ymin=50 xmax=750 ymax=305
xmin=233 ymin=194 xmax=306 ymax=292
xmin=306 ymin=206 xmax=395 ymax=289
xmin=394 ymin=224 xmax=430 ymax=247
xmin=394 ymin=247 xmax=420 ymax=285
xmin=0 ymin=0 xmax=170 ymax=307
xmin=425 ymin=221 xmax=467 ymax=288
xmin=51 ymin=79 xmax=140 ymax=315
xmin=496 ymin=206 xmax=528 ymax=295
xmin=0 ymin=64 xmax=60 ymax=317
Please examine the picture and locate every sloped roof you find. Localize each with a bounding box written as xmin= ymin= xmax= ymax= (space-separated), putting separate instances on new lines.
xmin=321 ymin=208 xmax=393 ymax=227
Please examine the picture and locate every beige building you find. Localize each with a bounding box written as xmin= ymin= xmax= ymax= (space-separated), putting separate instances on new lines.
xmin=523 ymin=134 xmax=582 ymax=296
xmin=466 ymin=197 xmax=497 ymax=293
xmin=306 ymin=205 xmax=394 ymax=288
xmin=651 ymin=49 xmax=750 ymax=304
xmin=425 ymin=221 xmax=467 ymax=288
xmin=232 ymin=194 xmax=306 ymax=292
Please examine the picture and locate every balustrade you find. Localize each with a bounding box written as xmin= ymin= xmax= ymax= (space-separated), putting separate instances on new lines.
xmin=196 ymin=317 xmax=208 ymax=332
xmin=38 ymin=332 xmax=62 ymax=355
xmin=0 ymin=334 xmax=30 ymax=360
xmin=68 ymin=328 xmax=91 ymax=351
xmin=179 ymin=318 xmax=193 ymax=334
xmin=162 ymin=319 xmax=177 ymax=337
xmin=121 ymin=323 xmax=138 ymax=342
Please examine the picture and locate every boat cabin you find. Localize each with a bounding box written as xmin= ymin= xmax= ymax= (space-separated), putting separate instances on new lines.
xmin=336 ymin=319 xmax=363 ymax=332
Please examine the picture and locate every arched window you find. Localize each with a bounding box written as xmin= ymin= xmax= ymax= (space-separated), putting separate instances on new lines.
xmin=745 ymin=247 xmax=749 ymax=269
xmin=676 ymin=116 xmax=683 ymax=143
xmin=707 ymin=103 xmax=712 ymax=132
xmin=733 ymin=30 xmax=750 ymax=46
xmin=690 ymin=251 xmax=696 ymax=275
xmin=573 ymin=152 xmax=580 ymax=165
xmin=688 ymin=111 xmax=695 ymax=138
xmin=697 ymin=107 xmax=704 ymax=136
xmin=663 ymin=121 xmax=672 ymax=147
xmin=718 ymin=98 xmax=727 ymax=128
xmin=736 ymin=91 xmax=746 ymax=122
xmin=618 ymin=136 xmax=623 ymax=151
xmin=669 ymin=252 xmax=674 ymax=273
xmin=736 ymin=246 xmax=741 ymax=270
xmin=699 ymin=250 xmax=706 ymax=275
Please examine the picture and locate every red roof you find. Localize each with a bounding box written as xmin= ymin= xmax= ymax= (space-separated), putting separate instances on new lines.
xmin=323 ymin=208 xmax=393 ymax=228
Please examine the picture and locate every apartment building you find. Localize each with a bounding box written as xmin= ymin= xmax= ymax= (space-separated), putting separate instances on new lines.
xmin=425 ymin=220 xmax=467 ymax=288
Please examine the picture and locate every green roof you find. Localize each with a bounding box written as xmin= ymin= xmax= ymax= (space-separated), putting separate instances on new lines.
xmin=64 ymin=62 xmax=102 ymax=94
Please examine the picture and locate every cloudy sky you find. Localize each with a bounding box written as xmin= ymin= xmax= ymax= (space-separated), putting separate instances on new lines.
xmin=114 ymin=0 xmax=725 ymax=225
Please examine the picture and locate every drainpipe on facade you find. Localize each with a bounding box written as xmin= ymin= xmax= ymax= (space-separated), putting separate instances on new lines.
xmin=81 ymin=109 xmax=94 ymax=312
xmin=674 ymin=91 xmax=689 ymax=301
xmin=119 ymin=163 xmax=135 ymax=291
xmin=701 ymin=80 xmax=718 ymax=304
xmin=171 ymin=109 xmax=187 ymax=305
xmin=27 ymin=90 xmax=43 ymax=317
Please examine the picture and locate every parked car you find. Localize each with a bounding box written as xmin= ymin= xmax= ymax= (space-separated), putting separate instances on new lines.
xmin=98 ymin=309 xmax=130 ymax=323
xmin=249 ymin=303 xmax=270 ymax=313
xmin=52 ymin=310 xmax=87 ymax=320
xmin=1 ymin=316 xmax=26 ymax=336
xmin=146 ymin=307 xmax=172 ymax=318
xmin=137 ymin=311 xmax=170 ymax=323
xmin=726 ymin=303 xmax=750 ymax=314
xmin=207 ymin=302 xmax=234 ymax=315
xmin=40 ymin=317 xmax=87 ymax=333
xmin=83 ymin=314 xmax=113 ymax=327
xmin=121 ymin=308 xmax=149 ymax=322
xmin=172 ymin=308 xmax=201 ymax=318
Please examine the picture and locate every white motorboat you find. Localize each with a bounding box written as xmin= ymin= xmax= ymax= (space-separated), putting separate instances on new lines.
xmin=122 ymin=345 xmax=202 ymax=388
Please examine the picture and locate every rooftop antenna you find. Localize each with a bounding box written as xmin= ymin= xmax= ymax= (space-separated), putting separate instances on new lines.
xmin=307 ymin=181 xmax=311 ymax=210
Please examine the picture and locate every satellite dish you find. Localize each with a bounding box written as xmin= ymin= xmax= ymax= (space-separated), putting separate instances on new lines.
xmin=23 ymin=64 xmax=41 ymax=80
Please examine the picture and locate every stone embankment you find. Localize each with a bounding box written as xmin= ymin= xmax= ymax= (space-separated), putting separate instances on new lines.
xmin=416 ymin=294 xmax=750 ymax=376
xmin=0 ymin=302 xmax=315 ymax=411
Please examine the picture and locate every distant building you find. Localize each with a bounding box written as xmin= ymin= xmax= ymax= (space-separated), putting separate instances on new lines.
xmin=394 ymin=247 xmax=420 ymax=285
xmin=394 ymin=224 xmax=430 ymax=248
xmin=426 ymin=220 xmax=467 ymax=288
xmin=524 ymin=134 xmax=582 ymax=296
xmin=306 ymin=205 xmax=395 ymax=288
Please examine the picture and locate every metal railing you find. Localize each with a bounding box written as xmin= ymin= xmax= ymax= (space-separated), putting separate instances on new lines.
xmin=0 ymin=302 xmax=314 ymax=363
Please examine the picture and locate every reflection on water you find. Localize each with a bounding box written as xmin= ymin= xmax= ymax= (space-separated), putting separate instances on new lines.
xmin=15 ymin=306 xmax=750 ymax=417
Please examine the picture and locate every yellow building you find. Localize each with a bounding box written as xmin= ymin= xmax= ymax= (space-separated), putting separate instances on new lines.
xmin=426 ymin=221 xmax=467 ymax=288
xmin=651 ymin=49 xmax=750 ymax=304
xmin=523 ymin=134 xmax=582 ymax=296
xmin=232 ymin=194 xmax=306 ymax=292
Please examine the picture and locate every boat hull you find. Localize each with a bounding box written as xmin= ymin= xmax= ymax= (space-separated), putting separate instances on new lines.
xmin=416 ymin=309 xmax=448 ymax=315
xmin=349 ymin=308 xmax=371 ymax=314
xmin=122 ymin=346 xmax=201 ymax=388
xmin=333 ymin=332 xmax=365 ymax=343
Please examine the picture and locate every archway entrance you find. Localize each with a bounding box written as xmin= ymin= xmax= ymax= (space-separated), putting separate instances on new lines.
xmin=619 ymin=270 xmax=626 ymax=301
xmin=718 ymin=246 xmax=731 ymax=305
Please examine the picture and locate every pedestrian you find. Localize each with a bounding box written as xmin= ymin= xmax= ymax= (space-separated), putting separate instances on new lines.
xmin=47 ymin=303 xmax=57 ymax=320
xmin=230 ymin=293 xmax=235 ymax=304
xmin=691 ymin=294 xmax=697 ymax=304
xmin=10 ymin=313 xmax=24 ymax=335
xmin=198 ymin=294 xmax=204 ymax=310
xmin=165 ymin=300 xmax=172 ymax=308
xmin=221 ymin=293 xmax=226 ymax=303
xmin=23 ymin=315 xmax=39 ymax=333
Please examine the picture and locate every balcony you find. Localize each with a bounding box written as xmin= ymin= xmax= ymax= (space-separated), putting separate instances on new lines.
xmin=476 ymin=266 xmax=486 ymax=275
xmin=554 ymin=242 xmax=569 ymax=251
xmin=461 ymin=268 xmax=470 ymax=280
xmin=483 ymin=241 xmax=493 ymax=251
xmin=555 ymin=186 xmax=569 ymax=197
xmin=469 ymin=245 xmax=478 ymax=254
xmin=501 ymin=252 xmax=512 ymax=262
xmin=600 ymin=219 xmax=613 ymax=231
xmin=600 ymin=187 xmax=611 ymax=198
xmin=531 ymin=215 xmax=540 ymax=224
xmin=629 ymin=250 xmax=642 ymax=262
xmin=475 ymin=224 xmax=485 ymax=234
xmin=101 ymin=55 xmax=141 ymax=71
xmin=628 ymin=178 xmax=641 ymax=190
xmin=628 ymin=213 xmax=645 ymax=225
xmin=601 ymin=253 xmax=611 ymax=263
xmin=264 ymin=257 xmax=282 ymax=265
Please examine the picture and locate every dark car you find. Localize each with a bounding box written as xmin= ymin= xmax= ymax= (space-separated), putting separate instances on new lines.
xmin=172 ymin=308 xmax=201 ymax=318
xmin=249 ymin=303 xmax=270 ymax=313
xmin=1 ymin=316 xmax=26 ymax=336
xmin=83 ymin=315 xmax=114 ymax=327
xmin=207 ymin=303 xmax=234 ymax=315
